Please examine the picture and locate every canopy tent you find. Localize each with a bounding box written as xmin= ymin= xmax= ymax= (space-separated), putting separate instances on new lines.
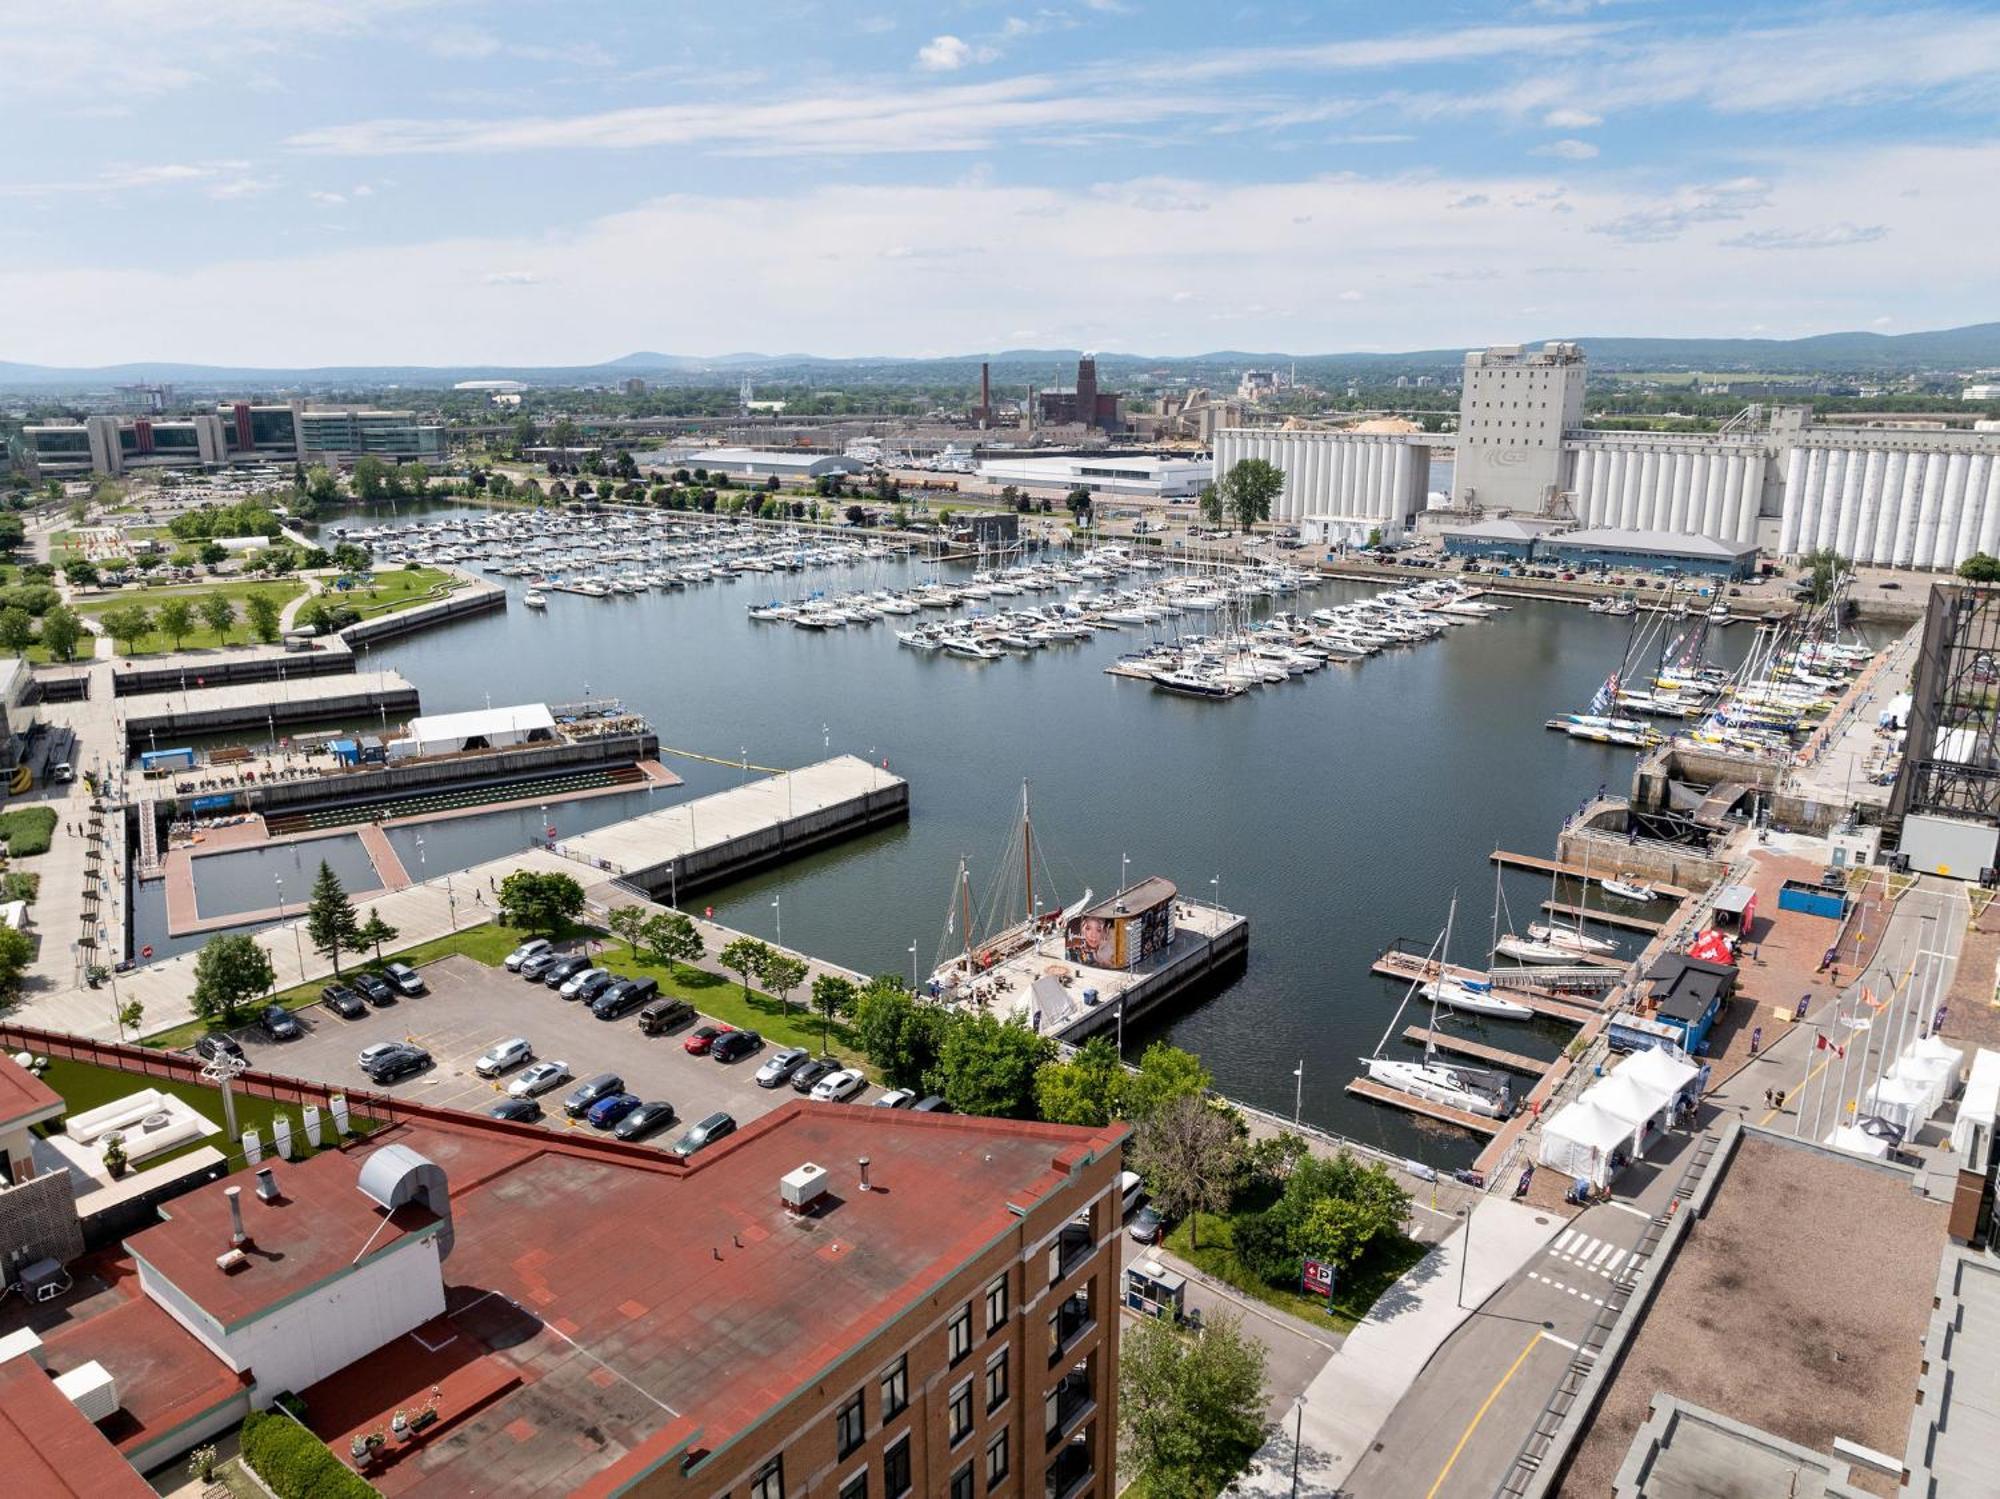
xmin=392 ymin=703 xmax=556 ymax=761
xmin=1825 ymin=1123 xmax=1893 ymax=1160
xmin=1589 ymin=1068 xmax=1676 ymax=1139
xmin=1860 ymin=1074 xmax=1933 ymax=1134
xmin=1618 ymin=1044 xmax=1703 ymax=1105
xmin=1886 ymin=1034 xmax=1964 ymax=1118
xmin=1687 ymin=929 xmax=1735 ymax=966
xmin=1538 ymin=1098 xmax=1633 ymax=1188
xmin=1951 ymin=1048 xmax=2000 ymax=1156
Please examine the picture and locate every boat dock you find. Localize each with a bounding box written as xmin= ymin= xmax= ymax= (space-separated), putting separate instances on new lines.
xmin=1369 ymin=950 xmax=1607 ymax=1023
xmin=121 ymin=670 xmax=420 ymax=746
xmin=1344 ymin=1078 xmax=1502 ymax=1136
xmin=1401 ymin=1026 xmax=1551 ymax=1076
xmin=1541 ymin=899 xmax=1663 ymax=933
xmin=1489 ymin=849 xmax=1692 ymax=902
xmin=554 ymin=753 xmax=908 ymax=895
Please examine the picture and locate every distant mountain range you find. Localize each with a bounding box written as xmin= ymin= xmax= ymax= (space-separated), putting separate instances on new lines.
xmin=5 ymin=322 xmax=1998 ymax=392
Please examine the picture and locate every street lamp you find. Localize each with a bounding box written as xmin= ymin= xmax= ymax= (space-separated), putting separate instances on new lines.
xmin=275 ymin=875 xmax=304 ymax=977
xmin=1121 ymin=851 xmax=1130 ymax=894
xmin=1293 ymin=1060 xmax=1304 ymax=1126
xmin=1210 ymin=873 xmax=1221 ymax=912
xmin=771 ymin=894 xmax=782 ymax=949
xmin=909 ymin=940 xmax=919 ymax=992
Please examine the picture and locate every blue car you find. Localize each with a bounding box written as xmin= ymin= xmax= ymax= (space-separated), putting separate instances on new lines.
xmin=586 ymin=1092 xmax=643 ymax=1130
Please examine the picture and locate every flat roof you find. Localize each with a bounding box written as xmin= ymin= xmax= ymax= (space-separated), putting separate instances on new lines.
xmin=0 ymin=1356 xmax=154 ymax=1496
xmin=38 ymin=1293 xmax=250 ymax=1461
xmin=1437 ymin=517 xmax=1558 ymax=541
xmin=1645 ymin=954 xmax=1736 ymax=1023
xmin=0 ymin=1053 xmax=63 ymax=1131
xmin=406 ymin=702 xmax=555 ymax=743
xmin=1079 ymin=876 xmax=1178 ymax=922
xmin=1544 ymin=528 xmax=1758 ymax=560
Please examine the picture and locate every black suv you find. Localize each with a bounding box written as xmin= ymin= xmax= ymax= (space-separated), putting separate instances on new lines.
xmin=591 ymin=979 xmax=654 ymax=1021
xmin=363 ymin=1045 xmax=433 ymax=1084
xmin=194 ymin=1034 xmax=246 ymax=1064
xmin=321 ymin=984 xmax=367 ymax=1019
xmin=352 ymin=972 xmax=396 ymax=1006
xmin=710 ymin=1029 xmax=764 ymax=1063
xmin=542 ymin=955 xmax=591 ymax=989
xmin=257 ymin=1005 xmax=301 ymax=1041
xmin=563 ymin=1072 xmax=625 ymax=1119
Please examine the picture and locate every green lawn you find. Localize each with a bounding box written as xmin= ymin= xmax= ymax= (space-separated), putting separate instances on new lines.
xmin=1162 ymin=1212 xmax=1432 ymax=1332
xmin=318 ymin=566 xmax=462 ymax=620
xmin=32 ymin=1055 xmax=380 ymax=1171
xmin=77 ymin=578 xmax=305 ymax=656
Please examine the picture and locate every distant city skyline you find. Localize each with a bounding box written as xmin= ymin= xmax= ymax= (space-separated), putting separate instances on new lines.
xmin=3 ymin=1 xmax=1994 ymax=366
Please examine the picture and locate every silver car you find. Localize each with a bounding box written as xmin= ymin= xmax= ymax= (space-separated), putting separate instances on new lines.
xmin=384 ymin=962 xmax=426 ymax=996
xmin=357 ymin=1041 xmax=405 ymax=1071
xmin=508 ymin=1059 xmax=571 ymax=1098
xmin=559 ymin=966 xmax=608 ymax=999
xmin=504 ymin=939 xmax=551 ymax=972
xmin=475 ymin=1037 xmax=533 ymax=1077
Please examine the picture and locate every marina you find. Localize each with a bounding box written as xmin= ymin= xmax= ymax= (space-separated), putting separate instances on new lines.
xmin=120 ymin=670 xmax=421 ymax=745
xmin=1398 ymin=1025 xmax=1552 ymax=1077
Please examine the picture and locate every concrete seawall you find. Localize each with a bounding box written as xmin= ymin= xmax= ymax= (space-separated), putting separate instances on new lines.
xmin=340 ymin=582 xmax=506 ymax=646
xmin=121 ymin=671 xmax=419 ymax=744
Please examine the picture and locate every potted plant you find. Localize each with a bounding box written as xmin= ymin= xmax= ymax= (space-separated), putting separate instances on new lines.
xmin=390 ymin=1408 xmax=409 ymax=1441
xmin=187 ymin=1445 xmax=218 ymax=1484
xmin=101 ymin=1135 xmax=127 ymax=1179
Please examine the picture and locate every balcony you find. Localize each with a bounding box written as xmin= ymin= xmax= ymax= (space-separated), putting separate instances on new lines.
xmin=1045 ymin=1372 xmax=1096 ymax=1451
xmin=1049 ymin=1293 xmax=1094 ymax=1364
xmin=1050 ymin=1223 xmax=1096 ymax=1285
xmin=1045 ymin=1443 xmax=1094 ymax=1499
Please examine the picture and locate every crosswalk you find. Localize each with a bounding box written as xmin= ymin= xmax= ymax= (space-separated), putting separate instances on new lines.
xmin=1526 ymin=1270 xmax=1605 ymax=1307
xmin=1547 ymin=1227 xmax=1641 ymax=1284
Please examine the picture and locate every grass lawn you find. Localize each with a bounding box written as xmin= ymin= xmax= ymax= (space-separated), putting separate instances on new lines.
xmin=32 ymin=1055 xmax=379 ymax=1171
xmin=0 ymin=805 xmax=58 ymax=856
xmin=319 ymin=565 xmax=462 ymax=620
xmin=1163 ymin=1212 xmax=1432 ymax=1332
xmin=78 ymin=578 xmax=305 ymax=656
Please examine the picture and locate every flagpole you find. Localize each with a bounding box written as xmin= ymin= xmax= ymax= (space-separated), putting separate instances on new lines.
xmin=1792 ymin=1026 xmax=1818 ymax=1137
xmin=1832 ymin=1000 xmax=1858 ymax=1138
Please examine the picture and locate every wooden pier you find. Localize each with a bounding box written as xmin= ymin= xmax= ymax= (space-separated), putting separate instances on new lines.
xmin=1345 ymin=1078 xmax=1502 ymax=1136
xmin=1540 ymin=900 xmax=1663 ymax=933
xmin=1401 ymin=1026 xmax=1551 ymax=1076
xmin=1490 ymin=849 xmax=1691 ymax=902
xmin=1370 ymin=950 xmax=1607 ymax=1024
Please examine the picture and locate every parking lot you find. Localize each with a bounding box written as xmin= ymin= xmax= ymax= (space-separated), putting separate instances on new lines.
xmin=210 ymin=951 xmax=889 ymax=1144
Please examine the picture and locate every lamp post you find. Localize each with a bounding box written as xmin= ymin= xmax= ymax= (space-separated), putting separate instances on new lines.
xmin=771 ymin=894 xmax=782 ymax=950
xmin=1289 ymin=1395 xmax=1306 ymax=1499
xmin=1121 ymin=851 xmax=1130 ymax=895
xmin=909 ymin=941 xmax=919 ymax=992
xmin=275 ymin=876 xmax=304 ymax=978
xmin=1292 ymin=1060 xmax=1304 ymax=1126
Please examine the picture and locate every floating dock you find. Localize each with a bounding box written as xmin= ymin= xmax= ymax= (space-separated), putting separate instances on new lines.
xmin=1489 ymin=849 xmax=1691 ymax=902
xmin=1401 ymin=1026 xmax=1551 ymax=1076
xmin=1370 ymin=950 xmax=1606 ymax=1023
xmin=121 ymin=671 xmax=420 ymax=745
xmin=1540 ymin=900 xmax=1663 ymax=933
xmin=1344 ymin=1078 xmax=1502 ymax=1136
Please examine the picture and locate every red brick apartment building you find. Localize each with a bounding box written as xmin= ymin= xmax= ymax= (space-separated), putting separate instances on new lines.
xmin=0 ymin=1083 xmax=1126 ymax=1499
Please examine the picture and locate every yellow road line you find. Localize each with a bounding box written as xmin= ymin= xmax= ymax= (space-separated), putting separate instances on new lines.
xmin=1760 ymin=1048 xmax=1837 ymax=1127
xmin=1425 ymin=1332 xmax=1546 ymax=1499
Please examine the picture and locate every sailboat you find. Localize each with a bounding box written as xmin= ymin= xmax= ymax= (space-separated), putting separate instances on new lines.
xmin=1418 ymin=890 xmax=1534 ymax=1019
xmin=927 ymin=783 xmax=1090 ymax=996
xmin=1498 ymin=853 xmax=1621 ymax=961
xmin=1362 ymin=906 xmax=1515 ymax=1118
xmin=1601 ymin=874 xmax=1659 ymax=903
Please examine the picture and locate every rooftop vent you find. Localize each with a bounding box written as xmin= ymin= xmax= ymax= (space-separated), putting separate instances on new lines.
xmin=254 ymin=1167 xmax=280 ymax=1203
xmin=216 ymin=1249 xmax=248 ymax=1273
xmin=780 ymin=1162 xmax=829 ymax=1213
xmin=224 ymin=1186 xmax=246 ymax=1248
xmin=54 ymin=1362 xmax=118 ymax=1424
xmin=357 ymin=1143 xmax=453 ymax=1260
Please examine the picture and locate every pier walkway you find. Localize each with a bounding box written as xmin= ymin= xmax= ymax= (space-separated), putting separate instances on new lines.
xmin=1370 ymin=951 xmax=1606 ymax=1023
xmin=1400 ymin=1026 xmax=1551 ymax=1076
xmin=1344 ymin=1078 xmax=1502 ymax=1136
xmin=1491 ymin=849 xmax=1691 ymax=902
xmin=120 ymin=671 xmax=419 ymax=744
xmin=1540 ymin=900 xmax=1662 ymax=933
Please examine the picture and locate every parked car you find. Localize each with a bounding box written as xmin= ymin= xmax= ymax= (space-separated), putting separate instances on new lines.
xmin=586 ymin=1092 xmax=643 ymax=1130
xmin=508 ymin=1060 xmax=571 ymax=1098
xmin=352 ymin=972 xmax=396 ymax=1006
xmin=789 ymin=1057 xmax=840 ymax=1093
xmin=1128 ymin=1205 xmax=1164 ymax=1244
xmin=475 ymin=1037 xmax=533 ymax=1077
xmin=321 ymin=983 xmax=367 ymax=1020
xmin=489 ymin=1097 xmax=542 ymax=1124
xmin=194 ymin=1034 xmax=246 ymax=1064
xmin=613 ymin=1100 xmax=678 ymax=1141
xmin=589 ymin=978 xmax=652 ymax=1021
xmin=51 ymin=762 xmax=74 ymax=784
xmin=670 ymin=1112 xmax=737 ymax=1157
xmin=710 ymin=1029 xmax=764 ymax=1063
xmin=505 ymin=939 xmax=552 ymax=972
xmin=810 ymin=1068 xmax=867 ymax=1103
xmin=257 ymin=1005 xmax=300 ymax=1041
xmin=912 ymin=1095 xmax=952 ymax=1113
xmin=541 ymin=955 xmax=591 ymax=989
xmin=639 ymin=997 xmax=697 ymax=1035
xmin=563 ymin=1072 xmax=625 ymax=1119
xmin=383 ymin=962 xmax=426 ymax=996
xmin=683 ymin=1024 xmax=732 ymax=1055
xmin=1119 ymin=1170 xmax=1145 ymax=1216
xmin=364 ymin=1045 xmax=432 ymax=1085
xmin=755 ymin=1048 xmax=810 ymax=1088
xmin=870 ymin=1088 xmax=915 ymax=1109
xmin=357 ymin=1041 xmax=405 ymax=1070
xmin=558 ymin=966 xmax=608 ymax=1000
xmin=519 ymin=950 xmax=562 ymax=981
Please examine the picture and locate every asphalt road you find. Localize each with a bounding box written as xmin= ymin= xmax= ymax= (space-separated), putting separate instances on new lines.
xmin=207 ymin=951 xmax=890 ymax=1144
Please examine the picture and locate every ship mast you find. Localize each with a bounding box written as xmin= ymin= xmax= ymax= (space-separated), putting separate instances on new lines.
xmin=960 ymin=858 xmax=973 ymax=971
xmin=1022 ymin=780 xmax=1034 ymax=929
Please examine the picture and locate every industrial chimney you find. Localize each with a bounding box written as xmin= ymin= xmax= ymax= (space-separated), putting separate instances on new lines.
xmin=977 ymin=363 xmax=992 ymax=429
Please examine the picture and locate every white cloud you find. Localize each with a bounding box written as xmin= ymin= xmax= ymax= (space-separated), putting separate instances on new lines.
xmin=1531 ymin=138 xmax=1599 ymax=160
xmin=351 ymin=183 xmax=375 ymax=197
xmin=917 ymin=36 xmax=986 ymax=72
xmin=1593 ymin=178 xmax=1769 ymax=242
xmin=309 ymin=190 xmax=347 ymax=206
xmin=0 ymin=160 xmax=258 ymax=198
xmin=1337 ymin=290 xmax=1364 ymax=301
xmin=1722 ymin=222 xmax=1889 ymax=250
xmin=428 ymin=25 xmax=501 ymax=61
xmin=1543 ymin=107 xmax=1601 ymax=128
xmin=1872 ymin=315 xmax=1894 ymax=326
xmin=482 ymin=270 xmax=542 ymax=285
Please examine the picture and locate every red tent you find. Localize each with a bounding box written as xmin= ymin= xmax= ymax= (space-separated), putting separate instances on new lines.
xmin=1687 ymin=929 xmax=1734 ymax=965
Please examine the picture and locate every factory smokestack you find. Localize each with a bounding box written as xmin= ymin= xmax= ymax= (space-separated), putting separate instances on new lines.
xmin=978 ymin=363 xmax=992 ymax=429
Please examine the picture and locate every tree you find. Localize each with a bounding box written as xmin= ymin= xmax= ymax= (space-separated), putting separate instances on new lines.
xmin=200 ymin=593 xmax=236 ymax=643
xmin=932 ymin=1011 xmax=1052 ymax=1118
xmin=762 ymin=952 xmax=809 ymax=1013
xmin=243 ymin=591 xmax=283 ymax=643
xmin=305 ymin=465 xmax=341 ymax=510
xmin=0 ymin=925 xmax=32 ymax=999
xmin=357 ymin=907 xmax=400 ymax=963
xmin=99 ymin=604 xmax=153 ymax=654
xmin=63 ymin=559 xmax=98 ymax=588
xmin=810 ymin=972 xmax=857 ymax=1053
xmin=607 ymin=904 xmax=649 ymax=959
xmin=116 ymin=998 xmax=145 ymax=1039
xmin=1229 ymin=1210 xmax=1296 ymax=1286
xmin=1798 ymin=547 xmax=1851 ymax=606
xmin=1130 ymin=1094 xmax=1242 ymax=1248
xmin=191 ymin=932 xmax=276 ymax=1024
xmin=38 ymin=605 xmax=81 ymax=663
xmin=1959 ymin=553 xmax=2000 ymax=583
xmin=198 ymin=542 xmax=228 ymax=567
xmin=351 ymin=456 xmax=389 ymax=502
xmin=0 ymin=608 xmax=31 ymax=658
xmin=640 ymin=910 xmax=704 ymax=974
xmin=406 ymin=461 xmax=430 ymax=498
xmin=719 ymin=937 xmax=775 ymax=998
xmin=1278 ymin=1151 xmax=1410 ymax=1274
xmin=156 ymin=597 xmax=196 ymax=651
xmin=497 ymin=870 xmax=585 ymax=935
xmin=305 ymin=859 xmax=362 ymax=975
xmin=1196 ymin=482 xmax=1224 ymax=528
xmin=1064 ymin=487 xmax=1093 ymax=523
xmin=331 ymin=542 xmax=370 ymax=572
xmin=1124 ymin=1042 xmax=1212 ymax=1119
xmin=853 ymin=978 xmax=945 ymax=1090
xmin=1220 ymin=457 xmax=1284 ymax=533
xmin=1034 ymin=1036 xmax=1126 ymax=1126
xmin=1119 ymin=1312 xmax=1269 ymax=1499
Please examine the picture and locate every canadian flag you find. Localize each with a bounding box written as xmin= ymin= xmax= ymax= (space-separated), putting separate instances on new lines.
xmin=1816 ymin=1033 xmax=1846 ymax=1060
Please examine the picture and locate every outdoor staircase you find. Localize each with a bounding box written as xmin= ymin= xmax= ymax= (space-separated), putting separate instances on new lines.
xmin=136 ymin=799 xmax=162 ymax=879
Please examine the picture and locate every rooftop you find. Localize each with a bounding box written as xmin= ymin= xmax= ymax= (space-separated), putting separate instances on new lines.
xmin=1544 ymin=528 xmax=1759 ymax=559
xmin=1078 ymin=876 xmax=1178 ymax=922
xmin=1644 ymin=954 xmax=1737 ymax=1023
xmin=0 ymin=1052 xmax=64 ymax=1132
xmin=0 ymin=1354 xmax=154 ymax=1497
xmin=37 ymin=1290 xmax=252 ymax=1460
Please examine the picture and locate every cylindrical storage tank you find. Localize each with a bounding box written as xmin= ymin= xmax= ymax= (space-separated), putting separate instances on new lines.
xmin=1392 ymin=444 xmax=1413 ymax=529
xmin=1570 ymin=448 xmax=1592 ymax=523
xmin=1870 ymin=452 xmax=1906 ymax=564
xmin=1363 ymin=442 xmax=1383 ymax=522
xmin=1636 ymin=451 xmax=1661 ymax=529
xmin=1909 ymin=452 xmax=1946 ymax=568
xmin=1890 ymin=451 xmax=1927 ymax=568
xmin=1698 ymin=455 xmax=1725 ymax=537
xmin=1778 ymin=446 xmax=1807 ymax=553
xmin=1661 ymin=451 xmax=1687 ymax=532
xmin=1718 ymin=455 xmax=1746 ymax=542
xmin=1831 ymin=448 xmax=1867 ymax=558
xmin=1953 ymin=454 xmax=1990 ymax=567
xmin=1978 ymin=455 xmax=2000 ymax=561
xmin=1809 ymin=450 xmax=1842 ymax=552
xmin=1598 ymin=449 xmax=1620 ymax=528
xmin=1931 ymin=453 xmax=1969 ymax=570
xmin=1739 ymin=451 xmax=1765 ymax=543
xmin=1849 ymin=449 xmax=1885 ymax=564
xmin=1795 ymin=448 xmax=1826 ymax=554
xmin=1616 ymin=448 xmax=1639 ymax=529
xmin=1292 ymin=438 xmax=1314 ymax=523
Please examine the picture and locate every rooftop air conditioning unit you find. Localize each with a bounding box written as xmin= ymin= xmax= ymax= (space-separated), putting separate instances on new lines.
xmin=780 ymin=1162 xmax=830 ymax=1213
xmin=54 ymin=1361 xmax=119 ymax=1423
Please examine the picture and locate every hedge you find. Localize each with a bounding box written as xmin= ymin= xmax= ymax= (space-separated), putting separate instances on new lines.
xmin=0 ymin=807 xmax=57 ymax=856
xmin=240 ymin=1411 xmax=381 ymax=1499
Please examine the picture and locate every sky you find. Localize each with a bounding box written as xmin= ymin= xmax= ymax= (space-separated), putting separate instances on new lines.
xmin=2 ymin=0 xmax=1996 ymax=367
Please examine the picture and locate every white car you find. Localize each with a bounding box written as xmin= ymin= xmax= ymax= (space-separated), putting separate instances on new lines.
xmin=357 ymin=1042 xmax=405 ymax=1070
xmin=559 ymin=966 xmax=608 ymax=1000
xmin=475 ymin=1037 xmax=533 ymax=1077
xmin=508 ymin=1060 xmax=570 ymax=1098
xmin=384 ymin=962 xmax=426 ymax=996
xmin=810 ymin=1068 xmax=867 ymax=1103
xmin=504 ymin=939 xmax=552 ymax=972
xmin=871 ymin=1088 xmax=916 ymax=1109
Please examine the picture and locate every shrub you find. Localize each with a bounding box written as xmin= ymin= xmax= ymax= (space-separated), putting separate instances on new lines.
xmin=240 ymin=1410 xmax=381 ymax=1499
xmin=0 ymin=806 xmax=57 ymax=856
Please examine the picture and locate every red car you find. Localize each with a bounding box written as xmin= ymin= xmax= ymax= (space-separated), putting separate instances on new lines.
xmin=683 ymin=1024 xmax=733 ymax=1055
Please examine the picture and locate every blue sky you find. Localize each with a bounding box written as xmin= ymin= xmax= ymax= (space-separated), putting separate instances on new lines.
xmin=3 ymin=1 xmax=1996 ymax=365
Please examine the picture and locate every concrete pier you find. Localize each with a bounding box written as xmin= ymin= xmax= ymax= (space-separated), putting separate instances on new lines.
xmin=120 ymin=670 xmax=419 ymax=745
xmin=340 ymin=580 xmax=505 ymax=646
xmin=555 ymin=753 xmax=909 ymax=894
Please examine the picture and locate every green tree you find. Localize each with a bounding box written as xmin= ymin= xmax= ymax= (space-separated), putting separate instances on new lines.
xmin=200 ymin=593 xmax=236 ymax=643
xmin=191 ymin=932 xmax=276 ymax=1024
xmin=1119 ymin=1312 xmax=1269 ymax=1499
xmin=0 ymin=608 xmax=31 ymax=657
xmin=243 ymin=591 xmax=283 ymax=643
xmin=1064 ymin=487 xmax=1093 ymax=523
xmin=607 ymin=904 xmax=649 ymax=959
xmin=155 ymin=597 xmax=196 ymax=651
xmin=1034 ymin=1036 xmax=1126 ymax=1126
xmin=1959 ymin=553 xmax=2000 ymax=583
xmin=640 ymin=910 xmax=704 ymax=974
xmin=1798 ymin=547 xmax=1851 ymax=606
xmin=304 ymin=465 xmax=341 ymax=511
xmin=762 ymin=952 xmax=809 ymax=1013
xmin=357 ymin=907 xmax=400 ymax=963
xmin=1220 ymin=457 xmax=1284 ymax=533
xmin=99 ymin=604 xmax=153 ymax=654
xmin=932 ymin=1011 xmax=1052 ymax=1118
xmin=406 ymin=461 xmax=430 ymax=498
xmin=38 ymin=604 xmax=81 ymax=663
xmin=0 ymin=925 xmax=32 ymax=999
xmin=331 ymin=542 xmax=370 ymax=573
xmin=62 ymin=559 xmax=98 ymax=588
xmin=116 ymin=998 xmax=145 ymax=1039
xmin=198 ymin=542 xmax=228 ymax=567
xmin=496 ymin=870 xmax=585 ymax=935
xmin=351 ymin=456 xmax=389 ymax=502
xmin=1278 ymin=1151 xmax=1410 ymax=1273
xmin=1130 ymin=1094 xmax=1242 ymax=1249
xmin=852 ymin=978 xmax=945 ymax=1090
xmin=304 ymin=859 xmax=362 ymax=975
xmin=719 ymin=936 xmax=775 ymax=998
xmin=810 ymin=972 xmax=857 ymax=1054
xmin=1228 ymin=1210 xmax=1296 ymax=1286
xmin=1124 ymin=1042 xmax=1212 ymax=1119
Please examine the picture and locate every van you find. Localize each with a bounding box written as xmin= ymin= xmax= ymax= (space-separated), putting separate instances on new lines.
xmin=1118 ymin=1170 xmax=1145 ymax=1217
xmin=639 ymin=996 xmax=696 ymax=1035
